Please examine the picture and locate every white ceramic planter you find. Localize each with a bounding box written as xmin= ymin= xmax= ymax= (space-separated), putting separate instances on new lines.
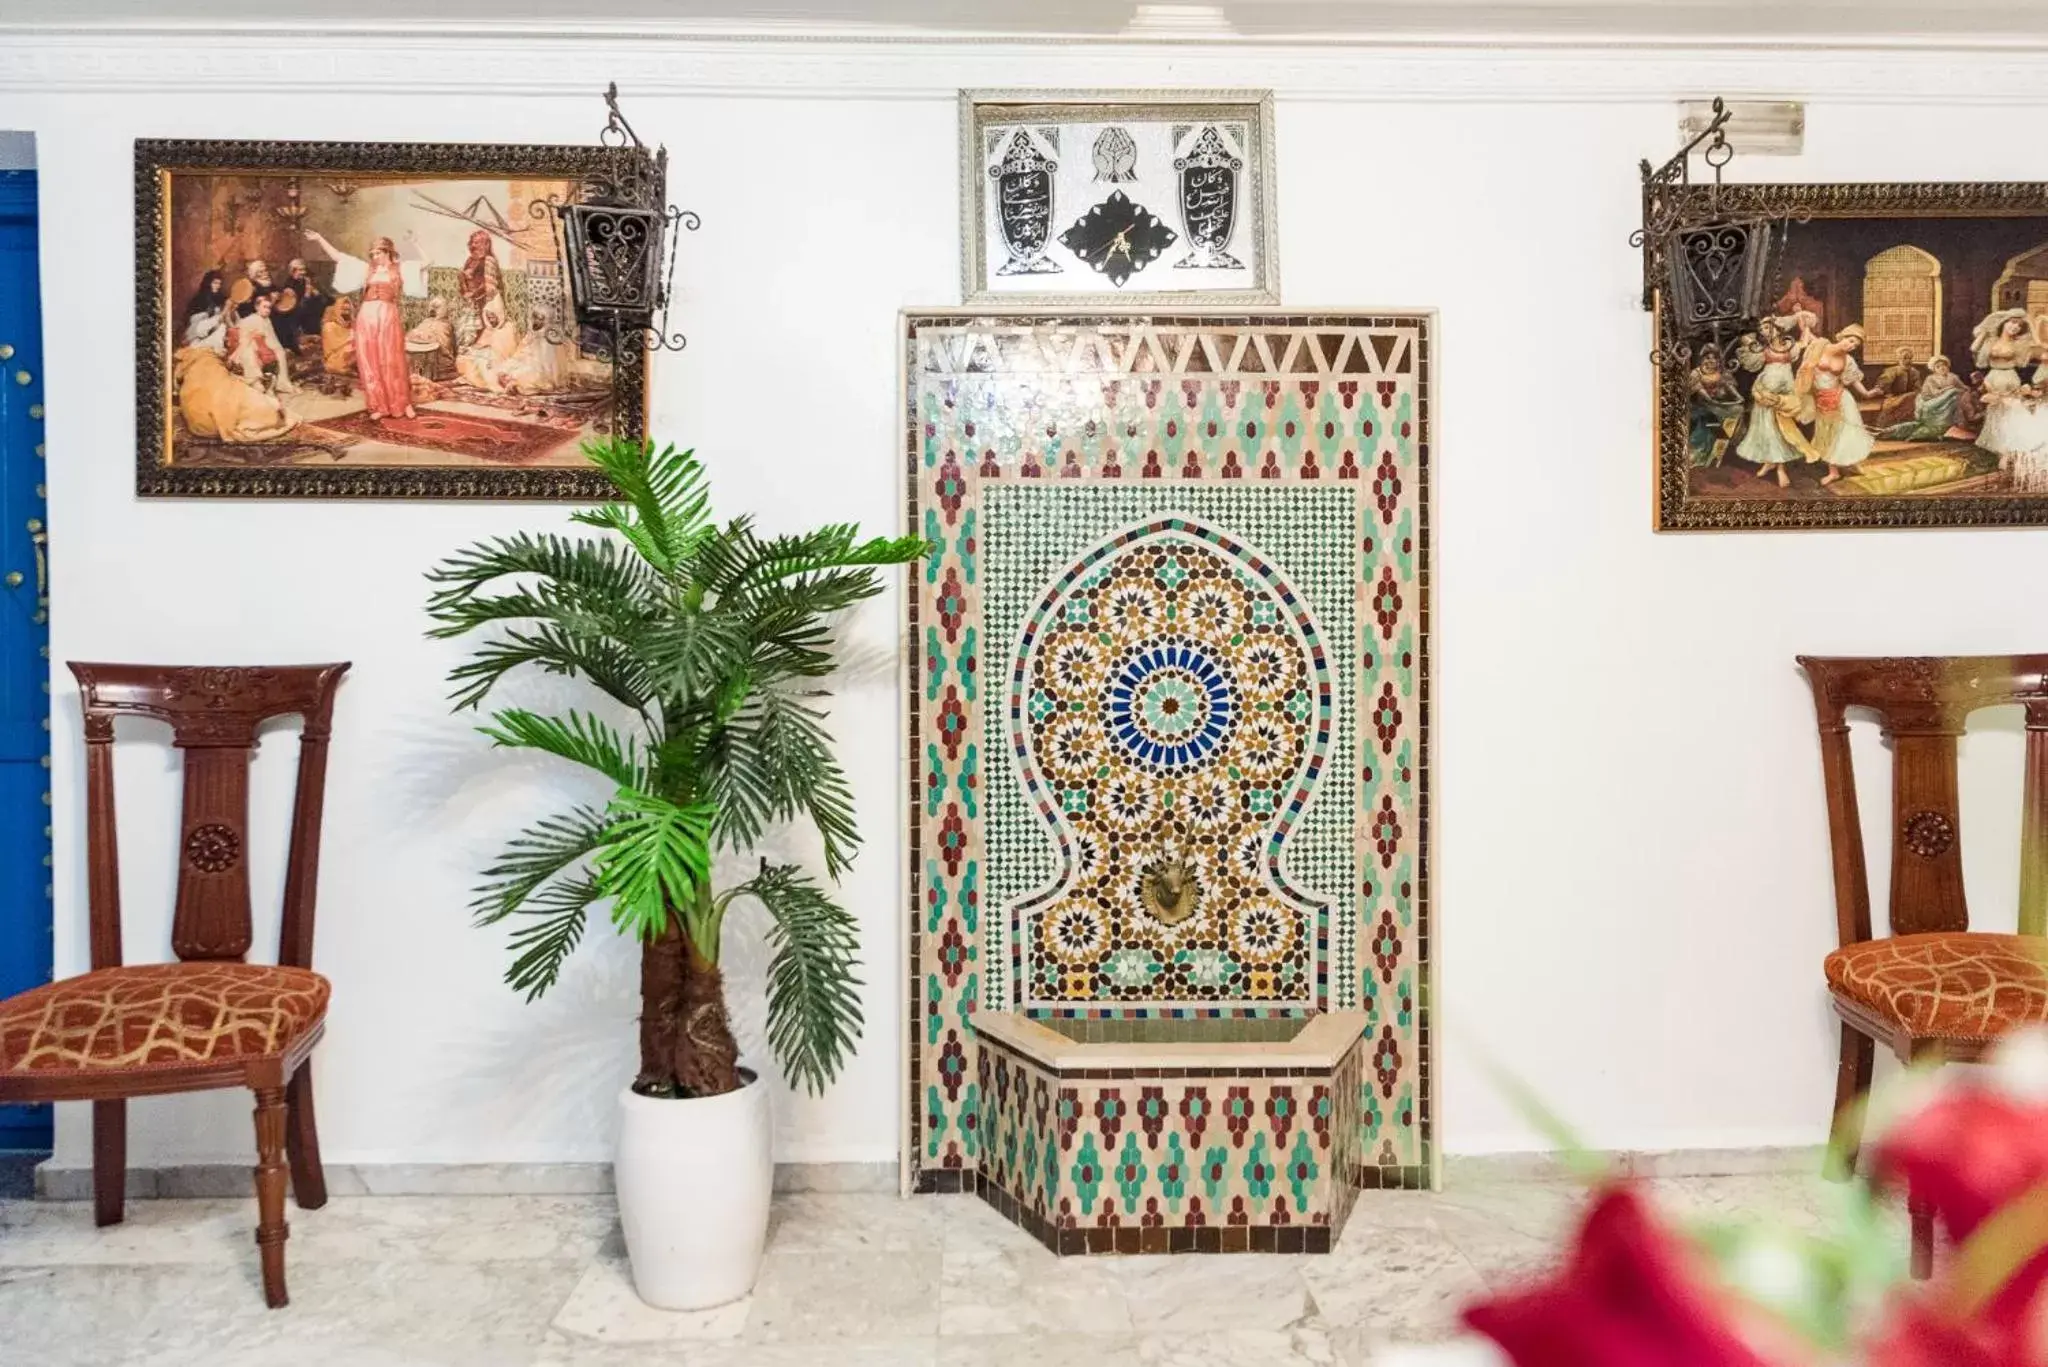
xmin=614 ymin=1070 xmax=773 ymax=1310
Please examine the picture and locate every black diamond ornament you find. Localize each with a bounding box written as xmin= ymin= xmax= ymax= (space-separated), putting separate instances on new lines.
xmin=1059 ymin=191 xmax=1177 ymax=288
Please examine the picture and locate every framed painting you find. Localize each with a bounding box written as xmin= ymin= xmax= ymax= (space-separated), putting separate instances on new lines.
xmin=136 ymin=138 xmax=651 ymax=498
xmin=1653 ymin=181 xmax=2048 ymax=530
xmin=960 ymin=90 xmax=1279 ymax=307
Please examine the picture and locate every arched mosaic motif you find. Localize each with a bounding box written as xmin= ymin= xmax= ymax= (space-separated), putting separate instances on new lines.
xmin=1010 ymin=520 xmax=1331 ymax=1008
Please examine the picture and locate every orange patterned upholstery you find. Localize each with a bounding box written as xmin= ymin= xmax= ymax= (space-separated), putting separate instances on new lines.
xmin=1825 ymin=932 xmax=2048 ymax=1041
xmin=0 ymin=963 xmax=328 ymax=1078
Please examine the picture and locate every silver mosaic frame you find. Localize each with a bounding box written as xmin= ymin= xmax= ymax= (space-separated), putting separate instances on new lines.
xmin=959 ymin=89 xmax=1281 ymax=307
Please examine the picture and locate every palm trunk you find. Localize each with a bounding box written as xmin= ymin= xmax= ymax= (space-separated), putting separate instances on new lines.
xmin=635 ymin=914 xmax=687 ymax=1095
xmin=634 ymin=891 xmax=741 ymax=1098
xmin=675 ymin=884 xmax=742 ymax=1097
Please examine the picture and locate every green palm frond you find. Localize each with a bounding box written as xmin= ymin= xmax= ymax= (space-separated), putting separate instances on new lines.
xmin=695 ymin=524 xmax=927 ymax=602
xmin=444 ymin=626 xmax=653 ymax=714
xmin=593 ymin=786 xmax=716 ymax=941
xmin=480 ymin=708 xmax=646 ymax=789
xmin=425 ymin=531 xmax=663 ymax=631
xmin=638 ymin=607 xmax=754 ymax=702
xmin=470 ymin=805 xmax=613 ymax=926
xmin=502 ymin=874 xmax=604 ymax=1000
xmin=570 ymin=441 xmax=715 ymax=575
xmin=726 ymin=862 xmax=863 ymax=1096
xmin=705 ymin=687 xmax=860 ymax=876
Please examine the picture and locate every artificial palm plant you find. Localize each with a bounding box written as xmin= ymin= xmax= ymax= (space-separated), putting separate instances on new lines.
xmin=426 ymin=439 xmax=923 ymax=1099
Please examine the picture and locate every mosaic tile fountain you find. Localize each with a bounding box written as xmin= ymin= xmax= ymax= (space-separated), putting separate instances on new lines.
xmin=904 ymin=314 xmax=1433 ymax=1253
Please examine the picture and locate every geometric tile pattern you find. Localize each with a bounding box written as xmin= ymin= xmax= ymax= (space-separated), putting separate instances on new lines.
xmin=984 ymin=485 xmax=1360 ymax=1018
xmin=971 ymin=1029 xmax=1365 ymax=1255
xmin=1011 ymin=519 xmax=1332 ymax=1012
xmin=906 ymin=314 xmax=1434 ymax=1193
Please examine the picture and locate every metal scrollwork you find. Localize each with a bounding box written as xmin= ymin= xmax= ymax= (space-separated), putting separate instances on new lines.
xmin=545 ymin=84 xmax=702 ymax=417
xmin=1637 ymin=97 xmax=1786 ymax=370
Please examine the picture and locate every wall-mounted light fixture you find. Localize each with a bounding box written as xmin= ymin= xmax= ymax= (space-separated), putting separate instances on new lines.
xmin=542 ymin=84 xmax=700 ymax=408
xmin=1635 ymin=97 xmax=1784 ymax=366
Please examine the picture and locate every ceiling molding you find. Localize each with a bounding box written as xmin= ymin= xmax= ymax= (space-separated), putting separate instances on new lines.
xmin=3 ymin=19 xmax=2047 ymax=50
xmin=0 ymin=31 xmax=2036 ymax=104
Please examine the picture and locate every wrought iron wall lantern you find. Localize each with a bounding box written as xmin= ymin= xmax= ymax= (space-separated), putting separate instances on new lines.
xmin=540 ymin=84 xmax=700 ymax=411
xmin=1634 ymin=97 xmax=1785 ymax=367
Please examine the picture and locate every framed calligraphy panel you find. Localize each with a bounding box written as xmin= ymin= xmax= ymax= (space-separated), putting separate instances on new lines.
xmin=960 ymin=90 xmax=1280 ymax=307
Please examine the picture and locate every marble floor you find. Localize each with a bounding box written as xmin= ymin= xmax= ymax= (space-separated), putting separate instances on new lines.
xmin=0 ymin=1172 xmax=1840 ymax=1366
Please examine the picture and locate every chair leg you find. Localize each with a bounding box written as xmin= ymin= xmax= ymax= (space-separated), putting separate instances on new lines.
xmin=1827 ymin=1023 xmax=1875 ymax=1179
xmin=251 ymin=1086 xmax=291 ymax=1308
xmin=285 ymin=1061 xmax=328 ymax=1211
xmin=1911 ymin=1199 xmax=1935 ymax=1280
xmin=92 ymin=1099 xmax=126 ymax=1228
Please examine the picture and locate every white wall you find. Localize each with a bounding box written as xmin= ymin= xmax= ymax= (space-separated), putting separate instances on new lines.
xmin=4 ymin=28 xmax=2047 ymax=1170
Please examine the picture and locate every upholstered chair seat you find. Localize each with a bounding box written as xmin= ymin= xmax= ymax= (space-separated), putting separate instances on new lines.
xmin=1825 ymin=932 xmax=2048 ymax=1042
xmin=0 ymin=963 xmax=330 ymax=1079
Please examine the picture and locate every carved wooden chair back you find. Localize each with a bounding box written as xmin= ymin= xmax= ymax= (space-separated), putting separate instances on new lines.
xmin=1800 ymin=653 xmax=2048 ymax=1281
xmin=1797 ymin=653 xmax=2048 ymax=948
xmin=68 ymin=662 xmax=350 ymax=973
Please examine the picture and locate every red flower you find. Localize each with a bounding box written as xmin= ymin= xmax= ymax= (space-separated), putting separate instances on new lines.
xmin=1462 ymin=1184 xmax=1782 ymax=1367
xmin=1868 ymin=1088 xmax=2048 ymax=1244
xmin=1864 ymin=1283 xmax=2048 ymax=1367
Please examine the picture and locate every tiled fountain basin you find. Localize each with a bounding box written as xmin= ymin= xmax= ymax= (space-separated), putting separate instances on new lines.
xmin=970 ymin=1011 xmax=1369 ymax=1255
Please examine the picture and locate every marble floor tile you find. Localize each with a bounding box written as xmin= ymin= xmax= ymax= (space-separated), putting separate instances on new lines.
xmin=1110 ymin=1253 xmax=1313 ymax=1333
xmin=0 ymin=1196 xmax=250 ymax=1266
xmin=936 ymin=1191 xmax=1060 ymax=1258
xmin=1643 ymin=1172 xmax=1834 ymax=1232
xmin=1302 ymin=1227 xmax=1489 ymax=1343
xmin=550 ymin=1251 xmax=752 ymax=1344
xmin=290 ymin=1194 xmax=617 ymax=1264
xmin=0 ymin=1174 xmax=1862 ymax=1364
xmin=1340 ymin=1191 xmax=1450 ymax=1235
xmin=744 ymin=1245 xmax=944 ymax=1342
xmin=1403 ymin=1179 xmax=1584 ymax=1286
xmin=0 ymin=1262 xmax=268 ymax=1367
xmin=186 ymin=1257 xmax=582 ymax=1362
xmin=536 ymin=1334 xmax=942 ymax=1367
xmin=764 ymin=1190 xmax=948 ymax=1254
xmin=941 ymin=1242 xmax=1135 ymax=1336
xmin=1137 ymin=1323 xmax=1343 ymax=1365
xmin=936 ymin=1332 xmax=1145 ymax=1366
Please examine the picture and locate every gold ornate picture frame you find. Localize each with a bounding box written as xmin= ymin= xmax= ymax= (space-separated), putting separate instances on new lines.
xmin=1653 ymin=180 xmax=2048 ymax=531
xmin=137 ymin=138 xmax=649 ymax=499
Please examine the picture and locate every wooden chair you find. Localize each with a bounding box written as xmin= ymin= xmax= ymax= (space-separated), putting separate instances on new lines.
xmin=0 ymin=663 xmax=349 ymax=1308
xmin=1799 ymin=653 xmax=2048 ymax=1280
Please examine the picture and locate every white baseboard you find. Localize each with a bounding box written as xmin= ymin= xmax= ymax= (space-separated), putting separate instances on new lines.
xmin=1442 ymin=1145 xmax=1827 ymax=1182
xmin=28 ymin=1147 xmax=1823 ymax=1202
xmin=32 ymin=1159 xmax=898 ymax=1201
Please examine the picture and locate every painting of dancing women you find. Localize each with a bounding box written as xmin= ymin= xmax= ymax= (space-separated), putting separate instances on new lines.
xmin=138 ymin=139 xmax=650 ymax=497
xmin=1658 ymin=187 xmax=2048 ymax=529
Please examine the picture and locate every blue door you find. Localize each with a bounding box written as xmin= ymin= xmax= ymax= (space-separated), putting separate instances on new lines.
xmin=0 ymin=168 xmax=50 ymax=1151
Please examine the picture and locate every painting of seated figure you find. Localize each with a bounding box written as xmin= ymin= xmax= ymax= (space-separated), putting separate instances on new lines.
xmin=137 ymin=138 xmax=650 ymax=497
